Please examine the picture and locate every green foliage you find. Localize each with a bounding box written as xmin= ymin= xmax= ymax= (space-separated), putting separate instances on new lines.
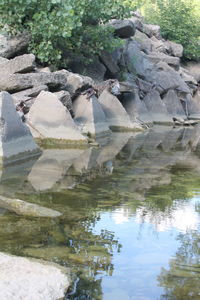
xmin=0 ymin=0 xmax=139 ymax=66
xmin=143 ymin=0 xmax=200 ymax=61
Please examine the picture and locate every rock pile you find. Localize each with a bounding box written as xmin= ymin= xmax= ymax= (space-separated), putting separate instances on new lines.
xmin=0 ymin=12 xmax=199 ymax=163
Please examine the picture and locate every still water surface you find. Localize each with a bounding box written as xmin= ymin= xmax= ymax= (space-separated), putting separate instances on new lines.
xmin=0 ymin=126 xmax=200 ymax=300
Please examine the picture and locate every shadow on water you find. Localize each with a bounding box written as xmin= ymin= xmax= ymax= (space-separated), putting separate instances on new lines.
xmin=0 ymin=126 xmax=200 ymax=299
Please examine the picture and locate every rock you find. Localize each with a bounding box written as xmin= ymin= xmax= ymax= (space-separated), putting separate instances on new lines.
xmin=0 ymin=70 xmax=68 ymax=92
xmin=69 ymin=57 xmax=106 ymax=82
xmin=0 ymin=33 xmax=30 ymax=58
xmin=28 ymin=91 xmax=87 ymax=142
xmin=121 ymin=90 xmax=153 ymax=126
xmin=143 ymin=90 xmax=173 ymax=124
xmin=185 ymin=94 xmax=200 ymax=120
xmin=183 ymin=62 xmax=200 ymax=82
xmin=0 ymin=195 xmax=62 ymax=217
xmin=0 ymin=54 xmax=36 ymax=76
xmin=146 ymin=62 xmax=191 ymax=94
xmin=12 ymin=85 xmax=49 ymax=103
xmin=109 ymin=19 xmax=135 ymax=38
xmin=0 ymin=252 xmax=70 ymax=300
xmin=99 ymin=50 xmax=120 ymax=76
xmin=165 ymin=40 xmax=183 ymax=57
xmin=123 ymin=40 xmax=153 ymax=77
xmin=28 ymin=149 xmax=84 ymax=191
xmin=0 ymin=57 xmax=8 ymax=64
xmin=128 ymin=16 xmax=143 ymax=32
xmin=162 ymin=89 xmax=187 ymax=119
xmin=54 ymin=90 xmax=73 ymax=113
xmin=0 ymin=91 xmax=40 ymax=164
xmin=65 ymin=72 xmax=94 ymax=96
xmin=179 ymin=67 xmax=198 ymax=86
xmin=151 ymin=36 xmax=168 ymax=53
xmin=144 ymin=52 xmax=180 ymax=69
xmin=73 ymin=94 xmax=111 ymax=137
xmin=133 ymin=30 xmax=153 ymax=53
xmin=98 ymin=89 xmax=142 ymax=130
xmin=142 ymin=24 xmax=161 ymax=39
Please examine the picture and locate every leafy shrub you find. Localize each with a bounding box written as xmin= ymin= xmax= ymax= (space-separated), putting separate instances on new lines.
xmin=0 ymin=0 xmax=139 ymax=66
xmin=143 ymin=0 xmax=200 ymax=61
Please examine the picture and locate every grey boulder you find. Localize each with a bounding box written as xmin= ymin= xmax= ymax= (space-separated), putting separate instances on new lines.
xmin=0 ymin=54 xmax=36 ymax=76
xmin=0 ymin=33 xmax=30 ymax=58
xmin=0 ymin=91 xmax=40 ymax=164
xmin=162 ymin=89 xmax=187 ymax=119
xmin=73 ymin=94 xmax=111 ymax=137
xmin=109 ymin=19 xmax=135 ymax=38
xmin=28 ymin=91 xmax=87 ymax=143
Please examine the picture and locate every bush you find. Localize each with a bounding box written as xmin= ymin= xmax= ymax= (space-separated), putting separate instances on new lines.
xmin=143 ymin=0 xmax=200 ymax=61
xmin=0 ymin=0 xmax=139 ymax=66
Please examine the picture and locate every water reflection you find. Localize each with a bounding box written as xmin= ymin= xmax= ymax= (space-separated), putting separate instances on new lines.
xmin=0 ymin=126 xmax=200 ymax=299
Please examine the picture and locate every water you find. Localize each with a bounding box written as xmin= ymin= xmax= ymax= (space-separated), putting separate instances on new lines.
xmin=0 ymin=126 xmax=200 ymax=300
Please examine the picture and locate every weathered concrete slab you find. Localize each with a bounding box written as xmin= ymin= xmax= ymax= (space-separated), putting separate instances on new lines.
xmin=162 ymin=89 xmax=187 ymax=119
xmin=28 ymin=91 xmax=86 ymax=142
xmin=28 ymin=149 xmax=84 ymax=191
xmin=98 ymin=89 xmax=142 ymax=131
xmin=0 ymin=70 xmax=68 ymax=92
xmin=0 ymin=195 xmax=62 ymax=217
xmin=121 ymin=90 xmax=153 ymax=126
xmin=143 ymin=90 xmax=174 ymax=124
xmin=0 ymin=91 xmax=40 ymax=164
xmin=0 ymin=54 xmax=35 ymax=75
xmin=73 ymin=94 xmax=111 ymax=137
xmin=12 ymin=85 xmax=48 ymax=103
xmin=0 ymin=252 xmax=70 ymax=300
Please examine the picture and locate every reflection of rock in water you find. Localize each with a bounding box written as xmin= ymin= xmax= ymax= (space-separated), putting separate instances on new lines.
xmin=0 ymin=156 xmax=39 ymax=196
xmin=28 ymin=149 xmax=84 ymax=191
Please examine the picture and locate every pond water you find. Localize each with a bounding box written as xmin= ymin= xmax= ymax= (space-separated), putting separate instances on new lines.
xmin=0 ymin=126 xmax=200 ymax=300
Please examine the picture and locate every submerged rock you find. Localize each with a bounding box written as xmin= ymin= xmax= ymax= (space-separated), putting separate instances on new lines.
xmin=0 ymin=195 xmax=62 ymax=217
xmin=0 ymin=91 xmax=40 ymax=164
xmin=0 ymin=252 xmax=70 ymax=300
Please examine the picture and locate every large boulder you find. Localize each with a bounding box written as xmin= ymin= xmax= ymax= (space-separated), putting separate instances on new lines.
xmin=69 ymin=57 xmax=106 ymax=82
xmin=0 ymin=92 xmax=40 ymax=164
xmin=133 ymin=30 xmax=153 ymax=53
xmin=99 ymin=50 xmax=120 ymax=76
xmin=165 ymin=40 xmax=183 ymax=57
xmin=162 ymin=89 xmax=187 ymax=119
xmin=0 ymin=33 xmax=30 ymax=58
xmin=123 ymin=40 xmax=153 ymax=77
xmin=144 ymin=52 xmax=180 ymax=69
xmin=54 ymin=90 xmax=73 ymax=114
xmin=98 ymin=89 xmax=142 ymax=131
xmin=73 ymin=94 xmax=111 ymax=137
xmin=143 ymin=90 xmax=173 ymax=124
xmin=146 ymin=62 xmax=191 ymax=94
xmin=183 ymin=62 xmax=200 ymax=82
xmin=142 ymin=24 xmax=161 ymax=39
xmin=185 ymin=94 xmax=200 ymax=120
xmin=12 ymin=85 xmax=48 ymax=103
xmin=28 ymin=91 xmax=87 ymax=143
xmin=65 ymin=72 xmax=93 ymax=96
xmin=109 ymin=19 xmax=135 ymax=38
xmin=0 ymin=70 xmax=68 ymax=92
xmin=0 ymin=54 xmax=35 ymax=75
xmin=0 ymin=252 xmax=70 ymax=300
xmin=121 ymin=90 xmax=153 ymax=126
xmin=128 ymin=16 xmax=143 ymax=32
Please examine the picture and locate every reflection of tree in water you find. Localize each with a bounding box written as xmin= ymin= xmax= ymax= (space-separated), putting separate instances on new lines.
xmin=158 ymin=229 xmax=200 ymax=300
xmin=65 ymin=220 xmax=121 ymax=300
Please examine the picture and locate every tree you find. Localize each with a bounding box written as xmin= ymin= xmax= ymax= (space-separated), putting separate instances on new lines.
xmin=143 ymin=0 xmax=200 ymax=61
xmin=0 ymin=0 xmax=139 ymax=66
